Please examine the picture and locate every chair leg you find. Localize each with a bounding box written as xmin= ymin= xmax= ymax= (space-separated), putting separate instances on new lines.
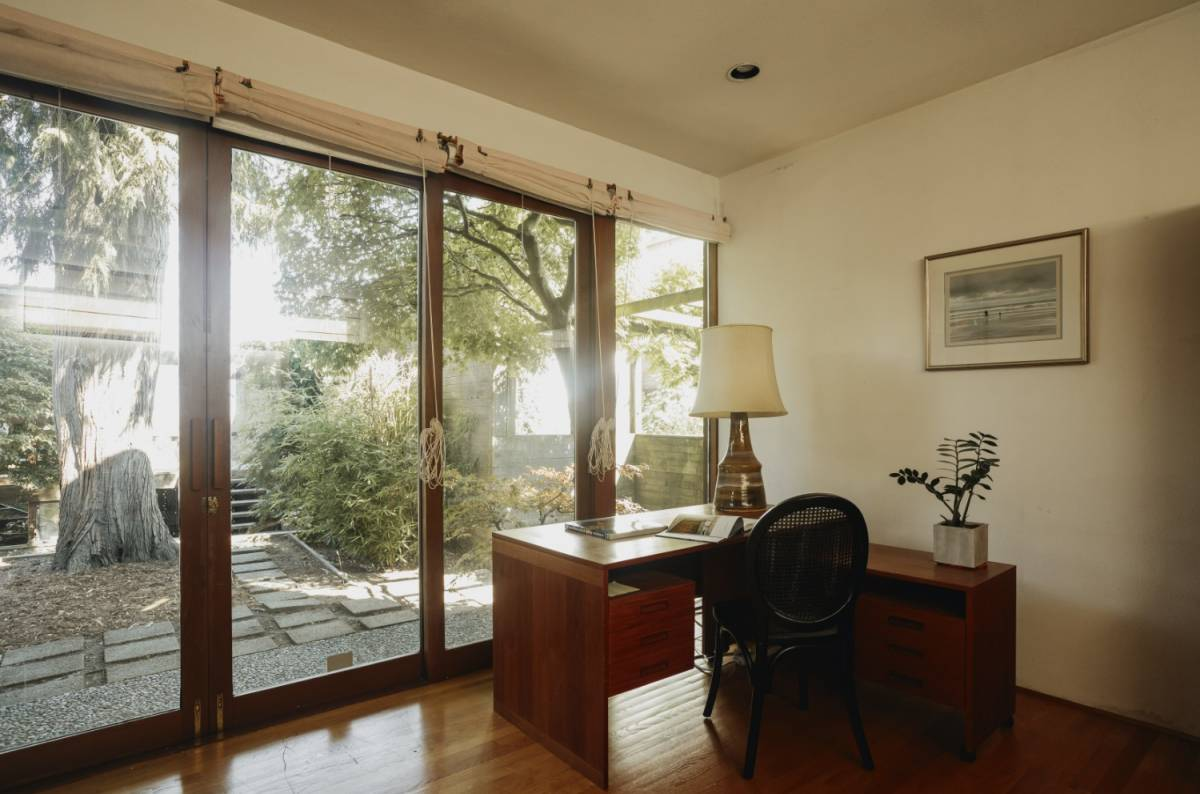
xmin=796 ymin=654 xmax=809 ymax=710
xmin=842 ymin=670 xmax=874 ymax=770
xmin=743 ymin=681 xmax=767 ymax=779
xmin=703 ymin=628 xmax=728 ymax=719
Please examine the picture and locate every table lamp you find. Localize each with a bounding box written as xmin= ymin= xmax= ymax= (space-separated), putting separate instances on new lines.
xmin=690 ymin=324 xmax=787 ymax=516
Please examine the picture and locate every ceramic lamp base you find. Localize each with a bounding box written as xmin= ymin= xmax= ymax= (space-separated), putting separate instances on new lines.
xmin=713 ymin=412 xmax=767 ymax=516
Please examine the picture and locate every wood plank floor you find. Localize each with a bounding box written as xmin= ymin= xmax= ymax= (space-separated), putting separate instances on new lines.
xmin=30 ymin=665 xmax=1199 ymax=793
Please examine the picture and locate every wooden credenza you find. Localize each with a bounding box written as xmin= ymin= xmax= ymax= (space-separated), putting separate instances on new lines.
xmin=856 ymin=545 xmax=1016 ymax=760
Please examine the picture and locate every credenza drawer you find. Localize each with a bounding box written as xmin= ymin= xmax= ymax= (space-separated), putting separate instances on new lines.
xmin=607 ymin=575 xmax=694 ymax=696
xmin=856 ymin=593 xmax=965 ymax=709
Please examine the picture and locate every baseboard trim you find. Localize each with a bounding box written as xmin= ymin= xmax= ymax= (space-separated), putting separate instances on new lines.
xmin=1016 ymin=686 xmax=1199 ymax=743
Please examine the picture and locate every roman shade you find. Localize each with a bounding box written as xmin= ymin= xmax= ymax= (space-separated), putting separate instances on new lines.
xmin=0 ymin=4 xmax=214 ymax=118
xmin=214 ymin=69 xmax=447 ymax=173
xmin=0 ymin=3 xmax=731 ymax=242
xmin=454 ymin=142 xmax=731 ymax=241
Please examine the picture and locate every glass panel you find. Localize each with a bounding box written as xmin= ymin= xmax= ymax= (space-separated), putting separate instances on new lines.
xmin=614 ymin=224 xmax=706 ymax=511
xmin=229 ymin=150 xmax=420 ymax=694
xmin=441 ymin=192 xmax=576 ymax=649
xmin=0 ymin=95 xmax=181 ymax=751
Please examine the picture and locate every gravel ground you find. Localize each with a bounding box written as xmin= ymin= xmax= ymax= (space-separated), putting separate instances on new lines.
xmin=446 ymin=605 xmax=493 ymax=650
xmin=233 ymin=620 xmax=422 ymax=694
xmin=0 ymin=603 xmax=493 ymax=752
xmin=0 ymin=669 xmax=179 ymax=753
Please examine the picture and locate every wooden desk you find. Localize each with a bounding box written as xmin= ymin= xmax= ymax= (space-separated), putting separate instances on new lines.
xmin=492 ymin=507 xmax=1016 ymax=787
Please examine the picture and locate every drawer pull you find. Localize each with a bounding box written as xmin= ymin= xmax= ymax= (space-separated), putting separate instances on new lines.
xmin=888 ymin=671 xmax=924 ymax=688
xmin=640 ymin=631 xmax=669 ymax=647
xmin=887 ymin=642 xmax=924 ymax=658
xmin=639 ymin=600 xmax=670 ymax=614
xmin=640 ymin=660 xmax=669 ymax=677
xmin=887 ymin=615 xmax=924 ymax=631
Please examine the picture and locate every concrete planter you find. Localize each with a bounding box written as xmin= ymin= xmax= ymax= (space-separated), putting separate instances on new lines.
xmin=933 ymin=522 xmax=988 ymax=568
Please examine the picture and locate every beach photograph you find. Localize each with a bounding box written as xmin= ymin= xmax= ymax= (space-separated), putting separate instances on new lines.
xmin=945 ymin=256 xmax=1062 ymax=346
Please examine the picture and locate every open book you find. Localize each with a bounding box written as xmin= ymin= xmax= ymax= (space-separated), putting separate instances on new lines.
xmin=657 ymin=512 xmax=748 ymax=543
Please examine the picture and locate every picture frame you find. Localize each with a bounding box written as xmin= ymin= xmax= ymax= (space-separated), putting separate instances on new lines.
xmin=925 ymin=228 xmax=1089 ymax=370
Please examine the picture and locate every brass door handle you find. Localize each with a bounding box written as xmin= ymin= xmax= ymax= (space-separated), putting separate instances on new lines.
xmin=206 ymin=496 xmax=219 ymax=515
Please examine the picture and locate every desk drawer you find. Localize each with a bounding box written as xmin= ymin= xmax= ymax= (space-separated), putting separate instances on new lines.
xmin=607 ymin=576 xmax=694 ymax=696
xmin=609 ymin=580 xmax=694 ymax=632
xmin=856 ymin=594 xmax=965 ymax=709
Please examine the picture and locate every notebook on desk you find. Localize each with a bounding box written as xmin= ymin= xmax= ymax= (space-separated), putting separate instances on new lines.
xmin=564 ymin=515 xmax=669 ymax=540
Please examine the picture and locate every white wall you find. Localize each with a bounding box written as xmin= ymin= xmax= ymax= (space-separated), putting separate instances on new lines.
xmin=720 ymin=6 xmax=1200 ymax=736
xmin=8 ymin=0 xmax=719 ymax=215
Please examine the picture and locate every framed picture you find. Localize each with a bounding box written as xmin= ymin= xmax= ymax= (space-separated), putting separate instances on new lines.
xmin=925 ymin=228 xmax=1088 ymax=370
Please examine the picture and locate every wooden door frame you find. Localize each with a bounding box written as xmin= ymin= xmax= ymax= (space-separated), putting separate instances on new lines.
xmin=425 ymin=173 xmax=601 ymax=680
xmin=0 ymin=76 xmax=208 ymax=788
xmin=204 ymin=132 xmax=427 ymax=732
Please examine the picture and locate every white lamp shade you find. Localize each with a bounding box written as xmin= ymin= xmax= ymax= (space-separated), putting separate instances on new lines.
xmin=690 ymin=324 xmax=787 ymax=418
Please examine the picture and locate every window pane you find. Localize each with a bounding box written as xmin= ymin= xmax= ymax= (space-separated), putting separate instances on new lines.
xmin=615 ymin=224 xmax=706 ymax=511
xmin=228 ymin=150 xmax=420 ymax=694
xmin=441 ymin=192 xmax=576 ymax=649
xmin=0 ymin=95 xmax=180 ymax=750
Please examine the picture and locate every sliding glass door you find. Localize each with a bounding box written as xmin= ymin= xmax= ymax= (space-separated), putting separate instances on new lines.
xmin=0 ymin=76 xmax=713 ymax=785
xmin=209 ymin=137 xmax=425 ymax=726
xmin=0 ymin=81 xmax=206 ymax=781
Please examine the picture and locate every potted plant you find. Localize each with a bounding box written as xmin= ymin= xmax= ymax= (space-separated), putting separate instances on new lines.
xmin=889 ymin=432 xmax=999 ymax=568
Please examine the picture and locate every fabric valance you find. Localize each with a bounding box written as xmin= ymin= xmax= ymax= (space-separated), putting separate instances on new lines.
xmin=0 ymin=5 xmax=214 ymax=117
xmin=0 ymin=4 xmax=730 ymax=241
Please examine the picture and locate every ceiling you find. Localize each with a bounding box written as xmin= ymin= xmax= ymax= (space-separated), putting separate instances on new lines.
xmin=222 ymin=0 xmax=1194 ymax=176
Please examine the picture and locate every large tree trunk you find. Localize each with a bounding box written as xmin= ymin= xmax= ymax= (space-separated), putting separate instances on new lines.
xmin=52 ymin=337 xmax=177 ymax=573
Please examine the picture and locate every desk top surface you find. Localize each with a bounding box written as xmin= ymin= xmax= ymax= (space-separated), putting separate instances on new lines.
xmin=493 ymin=504 xmax=1015 ymax=588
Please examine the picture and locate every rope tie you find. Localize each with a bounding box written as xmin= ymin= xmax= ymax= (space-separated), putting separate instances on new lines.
xmin=586 ymin=209 xmax=616 ymax=480
xmin=418 ymin=162 xmax=445 ymax=488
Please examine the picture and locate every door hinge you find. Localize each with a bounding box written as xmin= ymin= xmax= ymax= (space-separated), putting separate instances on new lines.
xmin=205 ymin=495 xmax=219 ymax=515
xmin=193 ymin=699 xmax=202 ymax=736
xmin=216 ymin=693 xmax=225 ymax=733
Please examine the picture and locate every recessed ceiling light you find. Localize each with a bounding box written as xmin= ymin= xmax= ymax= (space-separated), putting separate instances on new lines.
xmin=726 ymin=63 xmax=761 ymax=82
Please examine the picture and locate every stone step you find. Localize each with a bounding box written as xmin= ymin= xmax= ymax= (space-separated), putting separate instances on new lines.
xmin=231 ymin=560 xmax=278 ymax=574
xmin=286 ymin=620 xmax=354 ymax=645
xmin=0 ymin=672 xmax=85 ymax=705
xmin=231 ymin=549 xmax=269 ymax=561
xmin=360 ymin=610 xmax=420 ymax=630
xmin=107 ymin=652 xmax=179 ymax=682
xmin=0 ymin=637 xmax=84 ymax=667
xmin=382 ymin=579 xmax=421 ymax=598
xmin=339 ymin=597 xmax=403 ymax=616
xmin=256 ymin=591 xmax=321 ymax=611
xmin=274 ymin=607 xmax=337 ymax=629
xmin=232 ymin=618 xmax=264 ymax=639
xmin=232 ymin=636 xmax=278 ymax=657
xmin=231 ymin=605 xmax=255 ymax=621
xmin=0 ymin=653 xmax=84 ymax=687
xmin=236 ymin=568 xmax=287 ymax=583
xmin=246 ymin=579 xmax=295 ymax=594
xmin=104 ymin=635 xmax=180 ymax=664
xmin=103 ymin=622 xmax=174 ymax=647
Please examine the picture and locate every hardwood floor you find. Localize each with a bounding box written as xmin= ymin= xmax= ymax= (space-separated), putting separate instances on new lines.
xmin=29 ymin=664 xmax=1199 ymax=793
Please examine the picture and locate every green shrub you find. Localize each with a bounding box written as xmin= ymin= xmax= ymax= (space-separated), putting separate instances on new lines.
xmin=242 ymin=370 xmax=421 ymax=570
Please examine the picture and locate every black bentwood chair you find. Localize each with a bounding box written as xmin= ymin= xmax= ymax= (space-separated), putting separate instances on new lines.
xmin=702 ymin=493 xmax=874 ymax=778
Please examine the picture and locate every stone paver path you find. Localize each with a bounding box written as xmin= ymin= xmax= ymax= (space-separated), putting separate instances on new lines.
xmin=0 ymin=638 xmax=86 ymax=704
xmin=233 ymin=636 xmax=278 ymax=657
xmin=0 ymin=543 xmax=434 ymax=715
xmin=1 ymin=637 xmax=84 ymax=667
xmin=360 ymin=610 xmax=418 ymax=629
xmin=285 ymin=620 xmax=354 ymax=645
xmin=103 ymin=621 xmax=180 ymax=684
